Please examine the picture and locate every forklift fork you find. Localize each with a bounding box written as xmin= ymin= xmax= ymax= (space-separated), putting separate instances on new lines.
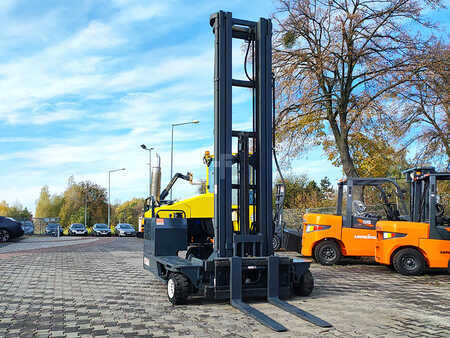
xmin=267 ymin=256 xmax=332 ymax=328
xmin=230 ymin=257 xmax=287 ymax=331
xmin=230 ymin=257 xmax=332 ymax=331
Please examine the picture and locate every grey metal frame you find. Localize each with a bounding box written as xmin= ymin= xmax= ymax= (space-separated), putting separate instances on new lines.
xmin=336 ymin=177 xmax=407 ymax=228
xmin=404 ymin=167 xmax=450 ymax=240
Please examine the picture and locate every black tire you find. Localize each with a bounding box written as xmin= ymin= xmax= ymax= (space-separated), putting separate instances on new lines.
xmin=314 ymin=240 xmax=341 ymax=265
xmin=0 ymin=229 xmax=11 ymax=242
xmin=167 ymin=273 xmax=192 ymax=305
xmin=392 ymin=248 xmax=425 ymax=276
xmin=272 ymin=234 xmax=281 ymax=251
xmin=293 ymin=269 xmax=314 ymax=296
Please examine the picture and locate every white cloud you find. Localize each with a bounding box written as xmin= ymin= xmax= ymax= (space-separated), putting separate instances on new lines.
xmin=114 ymin=2 xmax=168 ymax=23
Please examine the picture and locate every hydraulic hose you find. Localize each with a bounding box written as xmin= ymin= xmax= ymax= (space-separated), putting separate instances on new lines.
xmin=272 ymin=73 xmax=285 ymax=187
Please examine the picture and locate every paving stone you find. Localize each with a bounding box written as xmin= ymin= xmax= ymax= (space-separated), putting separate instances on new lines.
xmin=0 ymin=237 xmax=448 ymax=337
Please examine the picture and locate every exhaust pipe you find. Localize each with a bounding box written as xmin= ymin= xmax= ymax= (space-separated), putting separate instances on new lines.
xmin=151 ymin=153 xmax=161 ymax=203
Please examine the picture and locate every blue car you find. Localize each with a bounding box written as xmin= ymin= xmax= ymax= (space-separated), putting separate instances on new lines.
xmin=20 ymin=220 xmax=34 ymax=235
xmin=0 ymin=216 xmax=24 ymax=242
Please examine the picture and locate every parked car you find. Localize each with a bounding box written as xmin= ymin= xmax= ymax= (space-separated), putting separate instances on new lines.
xmin=115 ymin=223 xmax=136 ymax=237
xmin=20 ymin=220 xmax=34 ymax=235
xmin=68 ymin=223 xmax=88 ymax=236
xmin=0 ymin=216 xmax=24 ymax=242
xmin=92 ymin=223 xmax=111 ymax=236
xmin=46 ymin=223 xmax=63 ymax=236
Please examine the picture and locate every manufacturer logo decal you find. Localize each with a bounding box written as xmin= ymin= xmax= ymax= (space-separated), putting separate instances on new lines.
xmin=354 ymin=235 xmax=376 ymax=239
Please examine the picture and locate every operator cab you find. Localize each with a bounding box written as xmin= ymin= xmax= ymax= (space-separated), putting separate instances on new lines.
xmin=337 ymin=177 xmax=408 ymax=229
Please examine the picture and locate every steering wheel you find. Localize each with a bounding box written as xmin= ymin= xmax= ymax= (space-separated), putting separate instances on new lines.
xmin=352 ymin=200 xmax=367 ymax=216
xmin=436 ymin=203 xmax=445 ymax=217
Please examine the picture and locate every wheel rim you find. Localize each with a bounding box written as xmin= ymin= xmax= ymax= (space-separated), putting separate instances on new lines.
xmin=0 ymin=230 xmax=9 ymax=242
xmin=168 ymin=278 xmax=175 ymax=298
xmin=320 ymin=246 xmax=336 ymax=261
xmin=401 ymin=255 xmax=417 ymax=271
xmin=272 ymin=236 xmax=279 ymax=249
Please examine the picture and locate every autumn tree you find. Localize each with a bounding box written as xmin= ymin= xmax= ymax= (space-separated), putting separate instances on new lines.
xmin=35 ymin=186 xmax=53 ymax=217
xmin=0 ymin=201 xmax=32 ymax=220
xmin=272 ymin=0 xmax=443 ymax=185
xmin=396 ymin=41 xmax=449 ymax=168
xmin=0 ymin=201 xmax=9 ymax=216
xmin=113 ymin=198 xmax=145 ymax=229
xmin=59 ymin=180 xmax=107 ymax=228
xmin=274 ymin=174 xmax=335 ymax=209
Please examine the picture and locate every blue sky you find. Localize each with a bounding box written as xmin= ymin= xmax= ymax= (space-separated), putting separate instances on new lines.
xmin=0 ymin=0 xmax=448 ymax=213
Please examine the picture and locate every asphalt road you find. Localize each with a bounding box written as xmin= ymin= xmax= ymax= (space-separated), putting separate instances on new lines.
xmin=0 ymin=237 xmax=448 ymax=337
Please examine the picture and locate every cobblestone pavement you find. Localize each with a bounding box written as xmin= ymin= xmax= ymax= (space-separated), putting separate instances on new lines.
xmin=0 ymin=238 xmax=448 ymax=337
xmin=0 ymin=236 xmax=98 ymax=255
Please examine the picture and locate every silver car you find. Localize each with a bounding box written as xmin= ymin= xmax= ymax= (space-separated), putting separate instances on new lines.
xmin=115 ymin=223 xmax=136 ymax=237
xmin=69 ymin=223 xmax=87 ymax=236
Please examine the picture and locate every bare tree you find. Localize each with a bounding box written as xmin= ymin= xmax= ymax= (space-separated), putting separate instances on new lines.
xmin=272 ymin=0 xmax=444 ymax=182
xmin=396 ymin=41 xmax=449 ymax=168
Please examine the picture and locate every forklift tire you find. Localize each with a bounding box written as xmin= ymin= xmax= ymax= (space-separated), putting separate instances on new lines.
xmin=167 ymin=273 xmax=192 ymax=305
xmin=293 ymin=269 xmax=314 ymax=296
xmin=272 ymin=234 xmax=281 ymax=251
xmin=392 ymin=248 xmax=425 ymax=276
xmin=314 ymin=240 xmax=341 ymax=265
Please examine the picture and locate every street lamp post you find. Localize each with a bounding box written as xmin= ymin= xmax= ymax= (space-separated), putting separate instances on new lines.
xmin=170 ymin=120 xmax=199 ymax=200
xmin=140 ymin=144 xmax=154 ymax=198
xmin=108 ymin=168 xmax=126 ymax=228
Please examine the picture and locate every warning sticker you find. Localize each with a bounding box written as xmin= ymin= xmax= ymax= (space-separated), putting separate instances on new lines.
xmin=156 ymin=218 xmax=164 ymax=225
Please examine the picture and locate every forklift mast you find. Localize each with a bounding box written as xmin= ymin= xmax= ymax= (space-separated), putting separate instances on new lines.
xmin=404 ymin=167 xmax=436 ymax=223
xmin=404 ymin=167 xmax=450 ymax=239
xmin=211 ymin=11 xmax=273 ymax=258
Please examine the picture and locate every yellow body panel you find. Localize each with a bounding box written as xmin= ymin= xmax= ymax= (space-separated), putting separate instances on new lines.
xmin=144 ymin=193 xmax=214 ymax=219
xmin=375 ymin=221 xmax=450 ymax=268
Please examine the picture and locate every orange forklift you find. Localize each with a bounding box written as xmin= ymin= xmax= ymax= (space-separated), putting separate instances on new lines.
xmin=375 ymin=167 xmax=450 ymax=275
xmin=301 ymin=177 xmax=408 ymax=265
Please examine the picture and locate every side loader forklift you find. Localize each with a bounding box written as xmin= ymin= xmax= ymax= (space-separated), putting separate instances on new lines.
xmin=143 ymin=11 xmax=331 ymax=332
xmin=301 ymin=177 xmax=408 ymax=265
xmin=140 ymin=148 xmax=296 ymax=252
xmin=375 ymin=167 xmax=450 ymax=275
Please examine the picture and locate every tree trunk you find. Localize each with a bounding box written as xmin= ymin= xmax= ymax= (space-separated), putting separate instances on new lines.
xmin=328 ymin=117 xmax=363 ymax=201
